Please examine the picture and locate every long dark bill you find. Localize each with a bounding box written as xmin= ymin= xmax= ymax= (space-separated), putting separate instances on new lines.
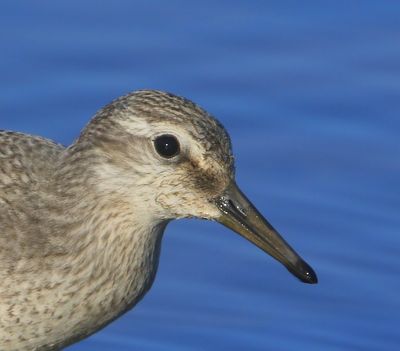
xmin=214 ymin=182 xmax=317 ymax=284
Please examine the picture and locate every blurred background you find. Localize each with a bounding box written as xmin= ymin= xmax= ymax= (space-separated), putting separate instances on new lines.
xmin=1 ymin=1 xmax=399 ymax=350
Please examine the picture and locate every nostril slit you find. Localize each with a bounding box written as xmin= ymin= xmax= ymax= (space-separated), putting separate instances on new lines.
xmin=228 ymin=199 xmax=247 ymax=217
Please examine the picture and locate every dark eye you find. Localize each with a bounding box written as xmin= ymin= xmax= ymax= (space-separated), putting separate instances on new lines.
xmin=154 ymin=134 xmax=180 ymax=158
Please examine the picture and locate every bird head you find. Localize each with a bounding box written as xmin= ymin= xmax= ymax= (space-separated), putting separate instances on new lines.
xmin=77 ymin=90 xmax=317 ymax=284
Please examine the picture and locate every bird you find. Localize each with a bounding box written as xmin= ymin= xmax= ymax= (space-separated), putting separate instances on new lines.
xmin=0 ymin=90 xmax=317 ymax=350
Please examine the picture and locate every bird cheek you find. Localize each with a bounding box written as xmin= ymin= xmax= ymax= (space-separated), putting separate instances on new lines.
xmin=155 ymin=192 xmax=190 ymax=219
xmin=155 ymin=191 xmax=219 ymax=220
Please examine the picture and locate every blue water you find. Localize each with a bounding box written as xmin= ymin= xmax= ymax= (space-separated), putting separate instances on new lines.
xmin=1 ymin=1 xmax=399 ymax=350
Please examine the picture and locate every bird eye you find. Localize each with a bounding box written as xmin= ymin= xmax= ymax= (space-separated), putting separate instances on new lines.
xmin=154 ymin=134 xmax=180 ymax=158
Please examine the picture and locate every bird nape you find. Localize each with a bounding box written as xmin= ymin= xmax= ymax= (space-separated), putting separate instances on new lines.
xmin=0 ymin=90 xmax=317 ymax=350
